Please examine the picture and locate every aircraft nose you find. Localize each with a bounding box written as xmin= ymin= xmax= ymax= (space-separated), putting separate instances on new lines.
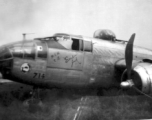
xmin=0 ymin=47 xmax=12 ymax=61
xmin=0 ymin=46 xmax=13 ymax=79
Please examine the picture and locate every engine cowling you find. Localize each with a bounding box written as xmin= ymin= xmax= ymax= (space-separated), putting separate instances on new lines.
xmin=121 ymin=62 xmax=152 ymax=94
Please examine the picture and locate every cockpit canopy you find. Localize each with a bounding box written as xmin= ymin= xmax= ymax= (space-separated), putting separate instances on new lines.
xmin=35 ymin=33 xmax=92 ymax=52
xmin=0 ymin=33 xmax=92 ymax=61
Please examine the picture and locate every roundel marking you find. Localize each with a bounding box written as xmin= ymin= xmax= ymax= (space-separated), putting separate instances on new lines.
xmin=21 ymin=63 xmax=30 ymax=73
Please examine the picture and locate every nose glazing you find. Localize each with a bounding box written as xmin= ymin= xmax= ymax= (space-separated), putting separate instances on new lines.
xmin=0 ymin=47 xmax=12 ymax=61
xmin=0 ymin=46 xmax=13 ymax=79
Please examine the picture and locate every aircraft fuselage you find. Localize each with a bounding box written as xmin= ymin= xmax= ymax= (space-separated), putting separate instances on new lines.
xmin=1 ymin=33 xmax=152 ymax=89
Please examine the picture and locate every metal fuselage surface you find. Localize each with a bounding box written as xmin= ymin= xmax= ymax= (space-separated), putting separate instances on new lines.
xmin=1 ymin=33 xmax=152 ymax=89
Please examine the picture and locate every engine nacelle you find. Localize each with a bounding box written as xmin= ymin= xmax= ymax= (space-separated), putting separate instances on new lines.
xmin=121 ymin=62 xmax=152 ymax=94
xmin=133 ymin=63 xmax=152 ymax=94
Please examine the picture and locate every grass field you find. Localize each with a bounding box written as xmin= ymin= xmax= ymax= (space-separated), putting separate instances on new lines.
xmin=0 ymin=81 xmax=152 ymax=120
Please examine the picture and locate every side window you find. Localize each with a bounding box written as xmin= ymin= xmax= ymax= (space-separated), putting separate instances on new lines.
xmin=71 ymin=38 xmax=83 ymax=51
xmin=71 ymin=38 xmax=79 ymax=50
xmin=52 ymin=36 xmax=92 ymax=52
xmin=83 ymin=41 xmax=92 ymax=52
xmin=24 ymin=44 xmax=35 ymax=59
xmin=12 ymin=47 xmax=23 ymax=58
xmin=23 ymin=42 xmax=35 ymax=59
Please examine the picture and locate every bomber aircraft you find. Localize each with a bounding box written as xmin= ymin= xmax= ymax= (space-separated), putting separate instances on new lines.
xmin=0 ymin=29 xmax=152 ymax=98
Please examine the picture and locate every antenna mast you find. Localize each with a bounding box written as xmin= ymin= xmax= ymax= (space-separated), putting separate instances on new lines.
xmin=22 ymin=33 xmax=35 ymax=41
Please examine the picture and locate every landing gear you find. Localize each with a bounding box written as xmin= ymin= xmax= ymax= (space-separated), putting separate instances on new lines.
xmin=30 ymin=86 xmax=41 ymax=100
xmin=23 ymin=86 xmax=43 ymax=110
xmin=97 ymin=87 xmax=119 ymax=96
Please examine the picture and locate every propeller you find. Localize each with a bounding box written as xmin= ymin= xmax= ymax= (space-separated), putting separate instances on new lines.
xmin=117 ymin=34 xmax=136 ymax=107
xmin=119 ymin=33 xmax=152 ymax=100
xmin=120 ymin=33 xmax=136 ymax=88
xmin=125 ymin=34 xmax=135 ymax=79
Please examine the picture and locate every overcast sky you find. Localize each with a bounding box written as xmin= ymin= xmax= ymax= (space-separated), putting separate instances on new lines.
xmin=0 ymin=0 xmax=152 ymax=49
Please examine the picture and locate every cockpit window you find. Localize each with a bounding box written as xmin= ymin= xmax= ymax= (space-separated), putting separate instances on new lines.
xmin=56 ymin=36 xmax=72 ymax=49
xmin=23 ymin=44 xmax=35 ymax=59
xmin=45 ymin=37 xmax=67 ymax=49
xmin=45 ymin=36 xmax=83 ymax=51
xmin=38 ymin=35 xmax=92 ymax=52
xmin=83 ymin=41 xmax=92 ymax=52
xmin=10 ymin=41 xmax=36 ymax=59
xmin=12 ymin=47 xmax=23 ymax=58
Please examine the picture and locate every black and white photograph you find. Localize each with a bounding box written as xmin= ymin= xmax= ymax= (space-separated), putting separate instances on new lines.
xmin=0 ymin=0 xmax=152 ymax=120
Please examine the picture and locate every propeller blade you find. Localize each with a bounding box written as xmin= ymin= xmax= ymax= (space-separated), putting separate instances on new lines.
xmin=125 ymin=33 xmax=135 ymax=79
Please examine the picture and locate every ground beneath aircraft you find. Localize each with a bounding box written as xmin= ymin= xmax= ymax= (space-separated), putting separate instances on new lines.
xmin=0 ymin=80 xmax=152 ymax=120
